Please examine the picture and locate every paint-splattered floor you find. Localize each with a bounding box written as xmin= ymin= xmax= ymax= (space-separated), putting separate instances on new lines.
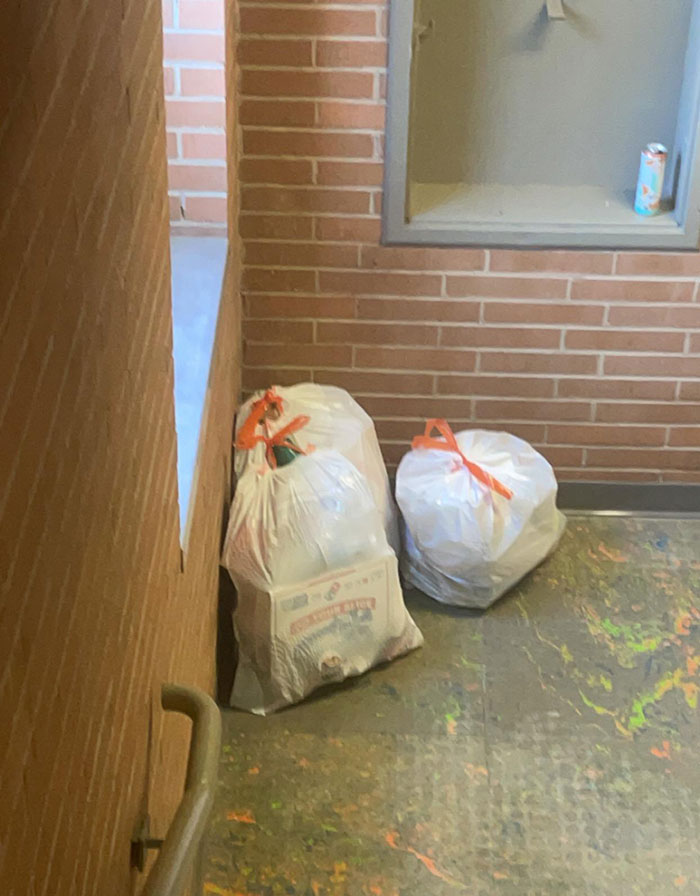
xmin=204 ymin=516 xmax=700 ymax=896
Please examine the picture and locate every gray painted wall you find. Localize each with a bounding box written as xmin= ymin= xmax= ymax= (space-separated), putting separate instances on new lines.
xmin=411 ymin=0 xmax=693 ymax=190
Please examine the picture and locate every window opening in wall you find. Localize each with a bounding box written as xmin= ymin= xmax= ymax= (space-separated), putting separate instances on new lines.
xmin=384 ymin=0 xmax=700 ymax=250
xmin=162 ymin=0 xmax=229 ymax=543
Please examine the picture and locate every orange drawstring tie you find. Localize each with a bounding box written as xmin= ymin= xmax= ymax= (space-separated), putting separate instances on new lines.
xmin=236 ymin=388 xmax=310 ymax=469
xmin=412 ymin=419 xmax=513 ymax=500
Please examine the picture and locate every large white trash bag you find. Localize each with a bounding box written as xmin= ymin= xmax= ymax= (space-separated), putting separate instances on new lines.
xmin=235 ymin=384 xmax=400 ymax=553
xmin=396 ymin=420 xmax=566 ymax=609
xmin=222 ymin=436 xmax=423 ymax=714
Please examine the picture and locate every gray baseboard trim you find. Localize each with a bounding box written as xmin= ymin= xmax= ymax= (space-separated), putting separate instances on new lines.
xmin=558 ymin=481 xmax=700 ymax=516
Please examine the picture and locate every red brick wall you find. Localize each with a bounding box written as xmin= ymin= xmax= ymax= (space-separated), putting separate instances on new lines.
xmin=238 ymin=1 xmax=700 ymax=483
xmin=164 ymin=0 xmax=228 ymax=231
xmin=0 ymin=0 xmax=240 ymax=893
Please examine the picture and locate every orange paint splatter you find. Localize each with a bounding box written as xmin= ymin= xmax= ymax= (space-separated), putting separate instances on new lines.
xmin=370 ymin=887 xmax=383 ymax=896
xmin=311 ymin=882 xmax=322 ymax=896
xmin=248 ymin=766 xmax=260 ymax=775
xmin=597 ymin=543 xmax=627 ymax=563
xmin=651 ymin=741 xmax=671 ymax=760
xmin=493 ymin=871 xmax=509 ymax=880
xmin=676 ymin=614 xmax=692 ymax=636
xmin=446 ymin=718 xmax=457 ymax=735
xmin=686 ymin=655 xmax=699 ymax=676
xmin=384 ymin=831 xmax=461 ymax=886
xmin=674 ymin=876 xmax=688 ymax=888
xmin=226 ymin=810 xmax=256 ymax=824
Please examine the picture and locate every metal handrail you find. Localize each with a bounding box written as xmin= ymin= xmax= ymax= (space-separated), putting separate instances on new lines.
xmin=137 ymin=683 xmax=222 ymax=896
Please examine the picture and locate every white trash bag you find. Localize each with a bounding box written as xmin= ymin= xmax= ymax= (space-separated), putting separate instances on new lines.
xmin=396 ymin=419 xmax=566 ymax=609
xmin=222 ymin=417 xmax=423 ymax=714
xmin=235 ymin=384 xmax=400 ymax=553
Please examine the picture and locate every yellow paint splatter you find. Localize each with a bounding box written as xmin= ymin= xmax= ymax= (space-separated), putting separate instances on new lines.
xmin=204 ymin=885 xmax=247 ymax=896
xmin=330 ymin=862 xmax=348 ymax=884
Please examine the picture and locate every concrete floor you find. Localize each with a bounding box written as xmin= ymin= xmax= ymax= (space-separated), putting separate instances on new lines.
xmin=204 ymin=515 xmax=700 ymax=896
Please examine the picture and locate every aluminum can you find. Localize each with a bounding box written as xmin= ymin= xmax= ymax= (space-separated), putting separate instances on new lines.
xmin=634 ymin=142 xmax=667 ymax=216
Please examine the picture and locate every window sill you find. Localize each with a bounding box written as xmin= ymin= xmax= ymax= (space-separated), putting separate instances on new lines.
xmin=170 ymin=235 xmax=228 ymax=545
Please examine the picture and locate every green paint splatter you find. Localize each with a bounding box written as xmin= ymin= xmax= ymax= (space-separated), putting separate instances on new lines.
xmin=271 ymin=800 xmax=282 ymax=810
xmin=561 ymin=645 xmax=573 ymax=663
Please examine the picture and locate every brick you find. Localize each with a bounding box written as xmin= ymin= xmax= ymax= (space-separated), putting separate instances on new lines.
xmin=242 ymin=69 xmax=374 ymax=99
xmin=244 ymin=319 xmax=314 ymax=343
xmin=163 ymin=32 xmax=225 ymax=62
xmin=490 ymin=250 xmax=614 ymax=274
xmin=558 ymin=378 xmax=676 ymax=401
xmin=317 ymin=161 xmax=384 ymax=187
xmin=690 ymin=334 xmax=700 ymax=354
xmin=243 ymin=367 xmax=312 ymax=391
xmin=596 ymin=402 xmax=699 ymax=424
xmin=441 ymin=326 xmax=561 ymax=349
xmin=180 ymin=66 xmax=225 ymax=96
xmin=243 ymin=128 xmax=374 ymax=158
xmin=316 ymin=216 xmax=382 ymax=242
xmin=165 ymin=98 xmax=225 ymax=127
xmin=360 ymin=396 xmax=472 ymax=419
xmin=242 ymin=186 xmax=371 ymax=214
xmin=181 ymin=132 xmax=226 ymax=159
xmin=357 ymin=298 xmax=479 ymax=323
xmin=586 ymin=448 xmax=700 ymax=471
xmin=239 ymin=38 xmax=314 ymax=67
xmin=565 ymin=329 xmax=686 ymax=353
xmin=179 ymin=0 xmax=225 ymax=30
xmin=240 ymin=213 xmax=313 ymax=240
xmin=436 ymin=375 xmax=555 ymax=398
xmin=168 ymin=194 xmax=183 ymax=220
xmin=314 ymin=370 xmax=434 ymax=395
xmin=244 ymin=293 xmax=356 ymax=319
xmin=604 ymin=355 xmax=700 ymax=377
xmin=240 ymin=158 xmax=314 ymax=185
xmin=245 ymin=342 xmax=353 ymax=368
xmin=607 ymin=304 xmax=700 ymax=328
xmin=183 ymin=194 xmax=227 ymax=222
xmin=319 ymin=270 xmax=442 ymax=296
xmin=317 ymin=321 xmax=439 ymax=346
xmin=615 ymin=252 xmax=700 ymax=276
xmin=166 ymin=131 xmax=178 ymax=158
xmin=240 ymin=99 xmax=316 ymax=127
xmin=534 ymin=446 xmax=585 ymax=467
xmin=571 ymin=278 xmax=695 ymax=303
xmin=361 ymin=245 xmax=485 ymax=272
xmin=163 ymin=66 xmax=175 ymax=95
xmin=475 ymin=400 xmax=591 ymax=422
xmin=483 ymin=301 xmax=604 ymax=326
xmin=547 ymin=424 xmax=666 ymax=447
xmin=668 ymin=427 xmax=700 ymax=447
xmin=242 ymin=267 xmax=316 ymax=293
xmin=316 ymin=101 xmax=386 ymax=130
xmin=447 ymin=275 xmax=568 ymax=299
xmin=240 ymin=7 xmax=377 ymax=37
xmin=316 ymin=40 xmax=387 ymax=68
xmin=162 ymin=0 xmax=173 ymax=28
xmin=479 ymin=352 xmax=598 ymax=375
xmin=167 ymin=163 xmax=227 ymax=190
xmin=355 ymin=347 xmax=477 ymax=372
xmin=244 ymin=241 xmax=357 ymax=269
xmin=679 ymin=381 xmax=700 ymax=401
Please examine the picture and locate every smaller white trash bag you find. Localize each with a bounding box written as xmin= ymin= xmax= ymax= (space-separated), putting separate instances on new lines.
xmin=234 ymin=384 xmax=400 ymax=553
xmin=222 ymin=415 xmax=423 ymax=714
xmin=396 ymin=419 xmax=566 ymax=609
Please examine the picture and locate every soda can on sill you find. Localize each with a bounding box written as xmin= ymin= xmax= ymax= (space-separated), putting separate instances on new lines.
xmin=634 ymin=142 xmax=668 ymax=216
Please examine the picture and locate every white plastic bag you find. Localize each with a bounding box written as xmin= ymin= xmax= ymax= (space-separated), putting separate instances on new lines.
xmin=396 ymin=420 xmax=566 ymax=609
xmin=222 ymin=446 xmax=423 ymax=714
xmin=235 ymin=384 xmax=400 ymax=553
